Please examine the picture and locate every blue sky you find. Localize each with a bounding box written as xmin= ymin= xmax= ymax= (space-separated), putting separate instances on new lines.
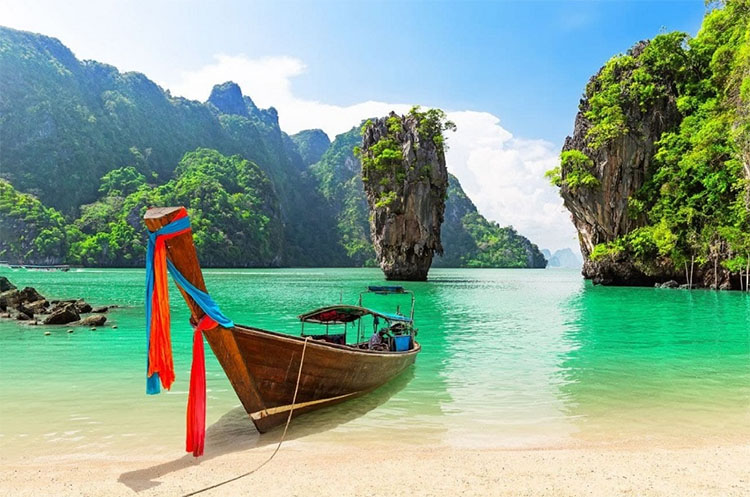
xmin=1 ymin=0 xmax=709 ymax=251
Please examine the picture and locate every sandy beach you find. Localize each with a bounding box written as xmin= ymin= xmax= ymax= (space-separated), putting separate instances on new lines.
xmin=3 ymin=440 xmax=750 ymax=497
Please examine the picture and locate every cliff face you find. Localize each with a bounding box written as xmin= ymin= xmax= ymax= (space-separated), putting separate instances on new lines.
xmin=360 ymin=111 xmax=450 ymax=280
xmin=554 ymin=4 xmax=750 ymax=290
xmin=560 ymin=41 xmax=682 ymax=285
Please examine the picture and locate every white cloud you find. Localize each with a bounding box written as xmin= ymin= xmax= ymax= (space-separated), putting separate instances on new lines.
xmin=162 ymin=54 xmax=578 ymax=253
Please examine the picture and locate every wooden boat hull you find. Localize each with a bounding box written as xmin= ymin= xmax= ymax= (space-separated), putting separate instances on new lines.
xmin=204 ymin=325 xmax=420 ymax=433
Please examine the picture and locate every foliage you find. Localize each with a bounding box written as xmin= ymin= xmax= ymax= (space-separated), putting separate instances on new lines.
xmin=289 ymin=129 xmax=331 ymax=166
xmin=98 ymin=166 xmax=146 ymax=196
xmin=408 ymin=105 xmax=457 ymax=153
xmin=67 ymin=148 xmax=284 ymax=267
xmin=0 ymin=180 xmax=73 ymax=263
xmin=589 ymin=220 xmax=677 ymax=263
xmin=584 ymin=32 xmax=690 ymax=149
xmin=550 ymin=150 xmax=600 ymax=192
xmin=0 ymin=26 xmax=353 ymax=266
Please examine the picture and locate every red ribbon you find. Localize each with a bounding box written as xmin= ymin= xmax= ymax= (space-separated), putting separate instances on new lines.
xmin=186 ymin=314 xmax=217 ymax=457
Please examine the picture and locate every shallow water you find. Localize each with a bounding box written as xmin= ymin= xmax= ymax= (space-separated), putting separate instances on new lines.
xmin=1 ymin=267 xmax=749 ymax=459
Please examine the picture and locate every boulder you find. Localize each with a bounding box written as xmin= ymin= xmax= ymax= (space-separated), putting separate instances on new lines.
xmin=75 ymin=299 xmax=92 ymax=314
xmin=43 ymin=303 xmax=80 ymax=325
xmin=0 ymin=276 xmax=16 ymax=292
xmin=13 ymin=310 xmax=31 ymax=321
xmin=91 ymin=306 xmax=109 ymax=313
xmin=0 ymin=289 xmax=20 ymax=311
xmin=18 ymin=287 xmax=45 ymax=304
xmin=14 ymin=303 xmax=33 ymax=319
xmin=660 ymin=280 xmax=679 ymax=289
xmin=26 ymin=299 xmax=49 ymax=314
xmin=79 ymin=314 xmax=107 ymax=327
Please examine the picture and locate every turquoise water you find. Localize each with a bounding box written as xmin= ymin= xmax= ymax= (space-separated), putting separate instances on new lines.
xmin=1 ymin=268 xmax=749 ymax=459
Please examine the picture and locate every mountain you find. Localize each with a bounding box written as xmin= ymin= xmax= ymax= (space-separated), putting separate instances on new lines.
xmin=542 ymin=248 xmax=582 ymax=269
xmin=291 ymin=129 xmax=331 ymax=167
xmin=0 ymin=25 xmax=546 ymax=270
xmin=548 ymin=0 xmax=749 ymax=289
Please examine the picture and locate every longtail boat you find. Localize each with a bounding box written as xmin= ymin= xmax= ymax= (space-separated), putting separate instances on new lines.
xmin=143 ymin=207 xmax=420 ymax=452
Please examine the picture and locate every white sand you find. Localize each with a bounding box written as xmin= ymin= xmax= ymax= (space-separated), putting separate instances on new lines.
xmin=3 ymin=440 xmax=749 ymax=496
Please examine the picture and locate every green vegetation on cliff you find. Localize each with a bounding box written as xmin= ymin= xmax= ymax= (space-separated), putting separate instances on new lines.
xmin=356 ymin=107 xmax=456 ymax=209
xmin=0 ymin=27 xmax=342 ymax=266
xmin=311 ymin=128 xmax=375 ymax=266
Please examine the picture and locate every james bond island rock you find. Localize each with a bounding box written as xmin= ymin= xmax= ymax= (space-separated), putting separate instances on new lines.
xmin=358 ymin=108 xmax=455 ymax=280
xmin=549 ymin=2 xmax=750 ymax=290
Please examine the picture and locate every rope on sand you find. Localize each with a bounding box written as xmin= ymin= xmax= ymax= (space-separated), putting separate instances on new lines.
xmin=182 ymin=337 xmax=311 ymax=497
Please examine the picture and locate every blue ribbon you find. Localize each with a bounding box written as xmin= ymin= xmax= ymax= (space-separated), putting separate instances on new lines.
xmin=145 ymin=215 xmax=234 ymax=394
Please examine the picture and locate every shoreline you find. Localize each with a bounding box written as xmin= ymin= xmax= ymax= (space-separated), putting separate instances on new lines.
xmin=3 ymin=440 xmax=749 ymax=496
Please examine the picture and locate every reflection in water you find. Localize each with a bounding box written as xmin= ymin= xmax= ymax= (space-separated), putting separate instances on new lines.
xmin=558 ymin=284 xmax=750 ymax=445
xmin=432 ymin=271 xmax=582 ymax=447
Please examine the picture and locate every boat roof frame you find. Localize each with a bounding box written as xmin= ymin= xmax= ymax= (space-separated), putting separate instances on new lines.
xmin=297 ymin=304 xmax=412 ymax=324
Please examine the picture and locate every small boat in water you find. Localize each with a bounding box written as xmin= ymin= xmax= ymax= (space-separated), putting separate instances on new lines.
xmin=143 ymin=207 xmax=420 ymax=436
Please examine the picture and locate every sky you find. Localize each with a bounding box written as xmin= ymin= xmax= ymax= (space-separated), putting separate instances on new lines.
xmin=0 ymin=0 xmax=708 ymax=252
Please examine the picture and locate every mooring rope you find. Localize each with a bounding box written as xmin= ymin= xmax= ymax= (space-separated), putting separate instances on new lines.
xmin=182 ymin=336 xmax=311 ymax=497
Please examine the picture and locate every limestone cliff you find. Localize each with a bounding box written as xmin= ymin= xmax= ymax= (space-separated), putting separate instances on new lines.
xmin=554 ymin=10 xmax=750 ymax=290
xmin=559 ymin=41 xmax=682 ymax=285
xmin=359 ymin=110 xmax=452 ymax=280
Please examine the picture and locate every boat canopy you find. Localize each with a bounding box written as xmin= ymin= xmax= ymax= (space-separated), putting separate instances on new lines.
xmin=298 ymin=305 xmax=412 ymax=324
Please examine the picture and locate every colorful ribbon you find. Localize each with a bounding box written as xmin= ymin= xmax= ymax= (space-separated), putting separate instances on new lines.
xmin=145 ymin=209 xmax=234 ymax=456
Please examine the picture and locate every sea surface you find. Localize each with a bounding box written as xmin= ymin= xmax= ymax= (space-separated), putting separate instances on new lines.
xmin=1 ymin=267 xmax=749 ymax=460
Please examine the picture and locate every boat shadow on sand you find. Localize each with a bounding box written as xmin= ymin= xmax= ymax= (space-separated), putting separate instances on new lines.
xmin=118 ymin=368 xmax=415 ymax=492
